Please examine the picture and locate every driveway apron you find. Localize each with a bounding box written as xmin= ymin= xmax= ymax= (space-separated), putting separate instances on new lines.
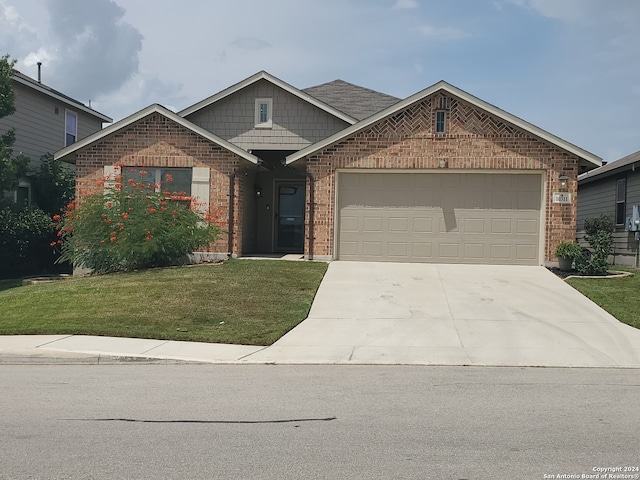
xmin=245 ymin=262 xmax=640 ymax=367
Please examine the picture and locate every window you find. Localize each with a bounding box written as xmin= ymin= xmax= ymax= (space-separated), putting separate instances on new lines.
xmin=15 ymin=181 xmax=31 ymax=208
xmin=65 ymin=110 xmax=78 ymax=146
xmin=435 ymin=110 xmax=446 ymax=133
xmin=615 ymin=178 xmax=626 ymax=225
xmin=123 ymin=167 xmax=192 ymax=200
xmin=255 ymin=98 xmax=273 ymax=128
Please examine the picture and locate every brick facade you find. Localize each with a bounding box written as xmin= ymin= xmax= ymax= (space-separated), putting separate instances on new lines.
xmin=74 ymin=113 xmax=245 ymax=254
xmin=304 ymin=94 xmax=579 ymax=263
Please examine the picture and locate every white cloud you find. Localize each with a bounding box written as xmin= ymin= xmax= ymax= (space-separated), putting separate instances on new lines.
xmin=391 ymin=0 xmax=418 ymax=10
xmin=418 ymin=24 xmax=468 ymax=40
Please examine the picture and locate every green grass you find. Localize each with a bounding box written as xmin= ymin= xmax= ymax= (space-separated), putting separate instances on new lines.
xmin=0 ymin=259 xmax=328 ymax=346
xmin=566 ymin=268 xmax=640 ymax=330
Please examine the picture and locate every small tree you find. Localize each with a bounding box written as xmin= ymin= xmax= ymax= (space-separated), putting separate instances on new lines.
xmin=31 ymin=153 xmax=75 ymax=215
xmin=576 ymin=215 xmax=615 ymax=275
xmin=55 ymin=173 xmax=222 ymax=273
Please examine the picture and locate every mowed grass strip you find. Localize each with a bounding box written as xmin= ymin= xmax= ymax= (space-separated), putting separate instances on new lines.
xmin=0 ymin=259 xmax=328 ymax=345
xmin=566 ymin=269 xmax=640 ymax=330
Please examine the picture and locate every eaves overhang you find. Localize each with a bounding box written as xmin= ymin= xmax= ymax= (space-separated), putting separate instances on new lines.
xmin=54 ymin=104 xmax=260 ymax=165
xmin=286 ymin=80 xmax=602 ymax=167
xmin=12 ymin=74 xmax=112 ymax=123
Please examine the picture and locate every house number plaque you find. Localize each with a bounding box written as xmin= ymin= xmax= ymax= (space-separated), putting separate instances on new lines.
xmin=552 ymin=192 xmax=571 ymax=204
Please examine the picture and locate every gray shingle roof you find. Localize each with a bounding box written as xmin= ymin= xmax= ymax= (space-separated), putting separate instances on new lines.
xmin=579 ymin=149 xmax=640 ymax=184
xmin=302 ymin=79 xmax=400 ymax=121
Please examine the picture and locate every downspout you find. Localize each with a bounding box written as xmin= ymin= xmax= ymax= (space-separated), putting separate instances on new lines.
xmin=228 ymin=170 xmax=238 ymax=257
xmin=304 ymin=172 xmax=315 ymax=261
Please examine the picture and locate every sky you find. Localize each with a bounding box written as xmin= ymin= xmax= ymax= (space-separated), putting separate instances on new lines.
xmin=1 ymin=0 xmax=638 ymax=163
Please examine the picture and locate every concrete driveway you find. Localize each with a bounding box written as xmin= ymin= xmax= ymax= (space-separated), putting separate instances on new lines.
xmin=246 ymin=262 xmax=640 ymax=367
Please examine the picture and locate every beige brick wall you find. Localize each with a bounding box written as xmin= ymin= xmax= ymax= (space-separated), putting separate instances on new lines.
xmin=304 ymin=94 xmax=579 ymax=263
xmin=74 ymin=113 xmax=245 ymax=254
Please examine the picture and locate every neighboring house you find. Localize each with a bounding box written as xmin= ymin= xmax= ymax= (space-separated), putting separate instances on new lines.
xmin=54 ymin=70 xmax=601 ymax=266
xmin=0 ymin=68 xmax=112 ymax=204
xmin=578 ymin=150 xmax=640 ymax=267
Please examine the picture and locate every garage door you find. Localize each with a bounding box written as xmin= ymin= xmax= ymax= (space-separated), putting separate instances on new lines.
xmin=338 ymin=172 xmax=542 ymax=265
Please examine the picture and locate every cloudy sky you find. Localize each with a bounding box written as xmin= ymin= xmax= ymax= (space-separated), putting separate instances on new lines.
xmin=1 ymin=0 xmax=638 ymax=162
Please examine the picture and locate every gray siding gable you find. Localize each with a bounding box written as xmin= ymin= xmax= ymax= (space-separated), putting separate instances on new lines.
xmin=184 ymin=79 xmax=351 ymax=151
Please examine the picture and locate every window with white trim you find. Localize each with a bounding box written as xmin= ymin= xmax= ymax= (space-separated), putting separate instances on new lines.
xmin=65 ymin=110 xmax=78 ymax=146
xmin=255 ymin=98 xmax=273 ymax=128
xmin=123 ymin=167 xmax=192 ymax=198
xmin=616 ymin=178 xmax=626 ymax=226
xmin=15 ymin=181 xmax=31 ymax=208
xmin=435 ymin=110 xmax=446 ymax=134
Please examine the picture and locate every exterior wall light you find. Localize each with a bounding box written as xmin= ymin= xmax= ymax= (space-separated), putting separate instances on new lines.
xmin=254 ymin=184 xmax=263 ymax=198
xmin=558 ymin=174 xmax=569 ymax=191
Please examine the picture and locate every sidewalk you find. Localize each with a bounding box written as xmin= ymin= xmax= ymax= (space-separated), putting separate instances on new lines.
xmin=0 ymin=335 xmax=266 ymax=364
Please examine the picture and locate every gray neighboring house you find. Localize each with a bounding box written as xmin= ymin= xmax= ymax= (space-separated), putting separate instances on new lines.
xmin=578 ymin=149 xmax=640 ymax=266
xmin=0 ymin=68 xmax=112 ymax=205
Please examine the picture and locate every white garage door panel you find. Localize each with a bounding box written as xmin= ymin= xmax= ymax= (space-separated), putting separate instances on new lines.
xmin=338 ymin=172 xmax=542 ymax=265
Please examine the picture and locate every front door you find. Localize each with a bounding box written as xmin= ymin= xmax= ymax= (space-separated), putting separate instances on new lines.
xmin=275 ymin=182 xmax=305 ymax=252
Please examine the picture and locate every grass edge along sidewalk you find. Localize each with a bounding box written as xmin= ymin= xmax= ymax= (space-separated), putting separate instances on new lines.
xmin=566 ymin=267 xmax=640 ymax=330
xmin=0 ymin=259 xmax=328 ymax=346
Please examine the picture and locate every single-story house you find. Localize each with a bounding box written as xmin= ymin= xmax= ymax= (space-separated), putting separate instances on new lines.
xmin=54 ymin=71 xmax=601 ymax=266
xmin=578 ymin=149 xmax=640 ymax=267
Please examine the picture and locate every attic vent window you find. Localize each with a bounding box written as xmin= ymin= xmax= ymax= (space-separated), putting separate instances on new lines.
xmin=255 ymin=98 xmax=273 ymax=128
xmin=435 ymin=110 xmax=446 ymax=134
xmin=438 ymin=95 xmax=450 ymax=110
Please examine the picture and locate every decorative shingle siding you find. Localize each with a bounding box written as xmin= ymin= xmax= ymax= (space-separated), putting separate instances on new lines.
xmin=304 ymin=94 xmax=579 ymax=263
xmin=74 ymin=113 xmax=245 ymax=254
xmin=184 ymin=79 xmax=350 ymax=150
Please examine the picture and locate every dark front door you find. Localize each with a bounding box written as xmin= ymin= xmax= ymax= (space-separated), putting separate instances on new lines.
xmin=275 ymin=182 xmax=305 ymax=252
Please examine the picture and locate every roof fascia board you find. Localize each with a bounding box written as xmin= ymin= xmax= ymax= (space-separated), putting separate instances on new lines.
xmin=179 ymin=71 xmax=357 ymax=124
xmin=286 ymin=81 xmax=602 ymax=167
xmin=54 ymin=104 xmax=259 ymax=165
xmin=579 ymin=154 xmax=640 ymax=185
xmin=12 ymin=75 xmax=112 ymax=123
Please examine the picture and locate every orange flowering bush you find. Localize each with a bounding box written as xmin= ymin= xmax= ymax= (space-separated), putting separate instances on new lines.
xmin=55 ymin=172 xmax=222 ymax=273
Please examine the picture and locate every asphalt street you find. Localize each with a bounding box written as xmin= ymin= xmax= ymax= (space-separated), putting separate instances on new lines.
xmin=1 ymin=365 xmax=638 ymax=480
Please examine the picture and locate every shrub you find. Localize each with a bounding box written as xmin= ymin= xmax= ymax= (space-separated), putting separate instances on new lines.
xmin=555 ymin=241 xmax=583 ymax=260
xmin=0 ymin=205 xmax=53 ymax=279
xmin=575 ymin=215 xmax=615 ymax=275
xmin=31 ymin=153 xmax=75 ymax=216
xmin=55 ymin=174 xmax=222 ymax=273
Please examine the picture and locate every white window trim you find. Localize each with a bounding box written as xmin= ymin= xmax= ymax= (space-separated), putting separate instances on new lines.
xmin=65 ymin=109 xmax=78 ymax=146
xmin=103 ymin=165 xmax=210 ymax=213
xmin=254 ymin=98 xmax=273 ymax=129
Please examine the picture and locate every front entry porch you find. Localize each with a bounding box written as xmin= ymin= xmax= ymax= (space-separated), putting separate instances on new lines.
xmin=240 ymin=150 xmax=307 ymax=257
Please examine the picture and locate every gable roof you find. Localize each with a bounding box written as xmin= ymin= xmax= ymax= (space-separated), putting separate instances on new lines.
xmin=286 ymin=80 xmax=602 ymax=167
xmin=54 ymin=104 xmax=260 ymax=165
xmin=12 ymin=69 xmax=112 ymax=123
xmin=579 ymin=149 xmax=640 ymax=185
xmin=302 ymin=80 xmax=400 ymax=121
xmin=178 ymin=71 xmax=358 ymax=124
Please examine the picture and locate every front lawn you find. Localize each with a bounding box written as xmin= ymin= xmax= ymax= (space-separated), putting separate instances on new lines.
xmin=0 ymin=259 xmax=328 ymax=345
xmin=566 ymin=268 xmax=640 ymax=330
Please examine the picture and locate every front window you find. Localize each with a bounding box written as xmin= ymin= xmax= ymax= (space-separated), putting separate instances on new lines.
xmin=255 ymin=98 xmax=273 ymax=128
xmin=15 ymin=181 xmax=31 ymax=208
xmin=616 ymin=178 xmax=626 ymax=226
xmin=123 ymin=167 xmax=192 ymax=201
xmin=65 ymin=110 xmax=78 ymax=146
xmin=435 ymin=110 xmax=446 ymax=133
